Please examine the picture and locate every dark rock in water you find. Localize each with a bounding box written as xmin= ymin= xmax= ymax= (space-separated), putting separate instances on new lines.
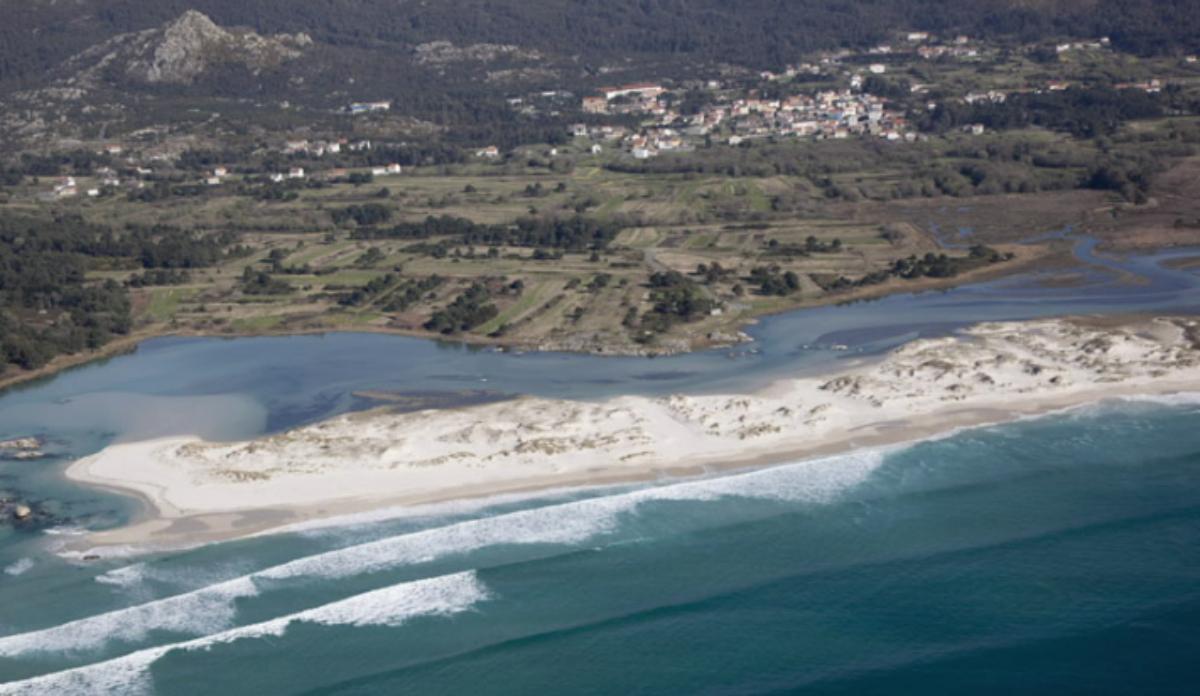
xmin=1 ymin=497 xmax=55 ymax=528
xmin=0 ymin=436 xmax=46 ymax=461
xmin=82 ymin=554 xmax=101 ymax=562
xmin=0 ymin=436 xmax=41 ymax=450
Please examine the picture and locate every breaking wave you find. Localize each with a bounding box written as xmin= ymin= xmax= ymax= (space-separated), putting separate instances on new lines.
xmin=0 ymin=577 xmax=258 ymax=657
xmin=0 ymin=448 xmax=887 ymax=658
xmin=94 ymin=563 xmax=147 ymax=589
xmin=0 ymin=571 xmax=488 ymax=696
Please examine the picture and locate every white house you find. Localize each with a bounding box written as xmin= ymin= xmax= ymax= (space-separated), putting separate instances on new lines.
xmin=600 ymin=83 xmax=665 ymax=101
xmin=288 ymin=167 xmax=305 ymax=179
xmin=51 ymin=176 xmax=78 ymax=198
xmin=349 ymin=101 xmax=391 ymax=114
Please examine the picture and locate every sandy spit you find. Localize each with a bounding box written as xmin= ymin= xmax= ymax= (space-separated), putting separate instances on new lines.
xmin=64 ymin=316 xmax=1200 ymax=551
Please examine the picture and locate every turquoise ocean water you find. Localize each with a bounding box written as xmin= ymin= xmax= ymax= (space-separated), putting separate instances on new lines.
xmin=1 ymin=238 xmax=1200 ymax=694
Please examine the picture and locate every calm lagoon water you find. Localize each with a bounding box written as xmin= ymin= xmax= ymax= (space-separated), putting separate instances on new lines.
xmin=1 ymin=240 xmax=1200 ymax=693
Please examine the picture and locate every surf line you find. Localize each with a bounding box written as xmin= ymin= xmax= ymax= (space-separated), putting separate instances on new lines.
xmin=0 ymin=447 xmax=887 ymax=657
xmin=0 ymin=571 xmax=490 ymax=695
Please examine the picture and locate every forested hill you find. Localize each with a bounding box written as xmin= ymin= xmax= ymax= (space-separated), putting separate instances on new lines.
xmin=2 ymin=0 xmax=1199 ymax=88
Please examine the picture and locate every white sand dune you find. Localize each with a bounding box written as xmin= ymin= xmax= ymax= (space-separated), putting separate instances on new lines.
xmin=66 ymin=317 xmax=1200 ymax=549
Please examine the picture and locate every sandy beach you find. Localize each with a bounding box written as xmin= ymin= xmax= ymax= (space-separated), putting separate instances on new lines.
xmin=64 ymin=316 xmax=1200 ymax=551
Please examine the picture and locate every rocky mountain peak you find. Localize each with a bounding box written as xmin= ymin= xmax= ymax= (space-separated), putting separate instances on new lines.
xmin=119 ymin=10 xmax=312 ymax=85
xmin=165 ymin=10 xmax=227 ymax=44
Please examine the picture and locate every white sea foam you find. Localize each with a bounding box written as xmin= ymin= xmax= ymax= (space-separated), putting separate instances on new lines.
xmin=0 ymin=571 xmax=489 ymax=696
xmin=1114 ymin=391 xmax=1200 ymax=407
xmin=0 ymin=448 xmax=887 ymax=658
xmin=1013 ymin=391 xmax=1200 ymax=426
xmin=0 ymin=577 xmax=258 ymax=657
xmin=3 ymin=558 xmax=33 ymax=577
xmin=41 ymin=525 xmax=88 ymax=537
xmin=48 ymin=526 xmax=167 ymax=564
xmin=58 ymin=542 xmax=180 ymax=562
xmin=95 ymin=563 xmax=147 ymax=589
xmin=256 ymin=448 xmax=888 ymax=582
xmin=95 ymin=559 xmax=256 ymax=597
xmin=269 ymin=487 xmax=590 ymax=539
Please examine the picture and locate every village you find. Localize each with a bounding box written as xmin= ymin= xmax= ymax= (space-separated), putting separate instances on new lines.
xmin=559 ymin=30 xmax=1187 ymax=159
xmin=573 ymin=82 xmax=912 ymax=159
xmin=0 ymin=10 xmax=1197 ymax=384
xmin=34 ymin=137 xmax=401 ymax=202
xmin=22 ymin=29 xmax=1197 ymax=201
xmin=6 ymin=2 xmax=1200 ymax=693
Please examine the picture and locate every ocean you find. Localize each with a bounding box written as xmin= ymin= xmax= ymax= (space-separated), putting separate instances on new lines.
xmin=2 ymin=238 xmax=1200 ymax=694
xmin=2 ymin=399 xmax=1200 ymax=694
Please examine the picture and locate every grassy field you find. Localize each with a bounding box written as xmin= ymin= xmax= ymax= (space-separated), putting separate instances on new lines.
xmin=26 ymin=123 xmax=1191 ymax=355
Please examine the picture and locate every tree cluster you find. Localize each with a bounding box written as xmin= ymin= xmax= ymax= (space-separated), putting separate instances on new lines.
xmin=749 ymin=266 xmax=802 ymax=296
xmin=423 ymin=282 xmax=498 ymax=334
xmin=351 ymin=214 xmax=621 ymax=252
xmin=920 ymin=87 xmax=1167 ymax=139
xmin=331 ymin=204 xmax=392 ymax=226
xmin=640 ymin=271 xmax=715 ymax=334
xmin=240 ymin=267 xmax=293 ymax=295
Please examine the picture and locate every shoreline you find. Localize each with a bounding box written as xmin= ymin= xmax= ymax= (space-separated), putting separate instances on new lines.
xmin=64 ymin=388 xmax=1194 ymax=553
xmin=60 ymin=316 xmax=1200 ymax=554
xmin=0 ymin=242 xmax=1052 ymax=395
